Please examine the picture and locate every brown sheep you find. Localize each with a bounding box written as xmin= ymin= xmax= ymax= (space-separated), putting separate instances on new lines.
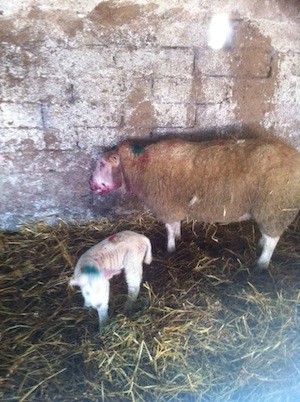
xmin=90 ymin=137 xmax=300 ymax=270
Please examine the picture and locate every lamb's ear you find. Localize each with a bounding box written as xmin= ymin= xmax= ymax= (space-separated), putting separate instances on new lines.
xmin=81 ymin=265 xmax=102 ymax=277
xmin=69 ymin=278 xmax=81 ymax=286
xmin=108 ymin=154 xmax=120 ymax=166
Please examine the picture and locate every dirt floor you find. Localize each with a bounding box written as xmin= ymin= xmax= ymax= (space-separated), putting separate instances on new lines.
xmin=0 ymin=213 xmax=299 ymax=401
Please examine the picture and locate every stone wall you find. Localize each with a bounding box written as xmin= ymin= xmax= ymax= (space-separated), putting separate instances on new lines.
xmin=1 ymin=0 xmax=300 ymax=230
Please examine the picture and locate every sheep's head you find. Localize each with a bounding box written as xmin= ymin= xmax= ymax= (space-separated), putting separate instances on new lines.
xmin=90 ymin=153 xmax=124 ymax=196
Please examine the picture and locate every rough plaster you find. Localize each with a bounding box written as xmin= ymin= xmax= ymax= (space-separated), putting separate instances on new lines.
xmin=1 ymin=0 xmax=300 ymax=230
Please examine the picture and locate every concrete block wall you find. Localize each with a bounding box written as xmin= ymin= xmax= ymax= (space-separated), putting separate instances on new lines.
xmin=1 ymin=0 xmax=300 ymax=230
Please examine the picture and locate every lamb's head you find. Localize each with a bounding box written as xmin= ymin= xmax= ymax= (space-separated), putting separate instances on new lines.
xmin=69 ymin=265 xmax=108 ymax=310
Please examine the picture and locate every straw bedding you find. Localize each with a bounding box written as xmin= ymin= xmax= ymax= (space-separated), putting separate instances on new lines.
xmin=0 ymin=213 xmax=299 ymax=401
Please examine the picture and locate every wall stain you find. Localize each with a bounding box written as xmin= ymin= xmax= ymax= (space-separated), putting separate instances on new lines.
xmin=230 ymin=21 xmax=278 ymax=127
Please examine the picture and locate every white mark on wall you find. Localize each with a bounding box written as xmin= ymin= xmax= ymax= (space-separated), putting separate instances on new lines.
xmin=208 ymin=13 xmax=233 ymax=50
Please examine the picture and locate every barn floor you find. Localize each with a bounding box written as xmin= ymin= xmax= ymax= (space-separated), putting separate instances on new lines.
xmin=0 ymin=213 xmax=299 ymax=402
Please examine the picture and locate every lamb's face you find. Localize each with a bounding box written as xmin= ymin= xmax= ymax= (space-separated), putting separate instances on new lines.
xmin=70 ymin=273 xmax=109 ymax=311
xmin=81 ymin=278 xmax=104 ymax=309
xmin=90 ymin=153 xmax=123 ymax=196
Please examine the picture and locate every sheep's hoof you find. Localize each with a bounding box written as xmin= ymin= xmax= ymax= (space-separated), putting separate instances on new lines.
xmin=167 ymin=245 xmax=176 ymax=253
xmin=163 ymin=250 xmax=175 ymax=260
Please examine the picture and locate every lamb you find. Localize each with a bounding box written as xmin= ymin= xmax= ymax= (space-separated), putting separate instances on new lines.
xmin=90 ymin=137 xmax=300 ymax=270
xmin=69 ymin=231 xmax=152 ymax=327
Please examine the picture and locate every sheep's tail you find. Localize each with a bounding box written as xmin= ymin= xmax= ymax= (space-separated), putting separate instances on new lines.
xmin=143 ymin=237 xmax=152 ymax=265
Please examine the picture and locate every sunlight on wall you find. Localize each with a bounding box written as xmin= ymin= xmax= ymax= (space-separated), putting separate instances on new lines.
xmin=208 ymin=13 xmax=232 ymax=49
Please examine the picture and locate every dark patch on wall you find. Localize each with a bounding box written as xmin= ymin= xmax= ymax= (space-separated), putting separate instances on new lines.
xmin=231 ymin=21 xmax=277 ymax=126
xmin=126 ymin=86 xmax=157 ymax=129
xmin=276 ymin=0 xmax=300 ymax=19
xmin=88 ymin=1 xmax=144 ymax=27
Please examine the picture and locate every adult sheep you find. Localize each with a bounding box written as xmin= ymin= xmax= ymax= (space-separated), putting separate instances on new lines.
xmin=90 ymin=137 xmax=300 ymax=270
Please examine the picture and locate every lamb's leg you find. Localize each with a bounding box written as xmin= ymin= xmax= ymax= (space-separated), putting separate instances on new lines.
xmin=124 ymin=264 xmax=142 ymax=312
xmin=165 ymin=221 xmax=181 ymax=252
xmin=256 ymin=234 xmax=280 ymax=270
xmin=96 ymin=280 xmax=110 ymax=328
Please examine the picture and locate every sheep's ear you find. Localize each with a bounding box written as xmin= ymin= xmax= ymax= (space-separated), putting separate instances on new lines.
xmin=69 ymin=278 xmax=81 ymax=286
xmin=108 ymin=154 xmax=120 ymax=166
xmin=131 ymin=143 xmax=145 ymax=156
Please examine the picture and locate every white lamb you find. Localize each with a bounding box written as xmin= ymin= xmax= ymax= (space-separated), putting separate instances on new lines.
xmin=69 ymin=230 xmax=152 ymax=328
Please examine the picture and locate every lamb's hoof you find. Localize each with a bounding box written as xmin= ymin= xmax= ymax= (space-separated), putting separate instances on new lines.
xmin=98 ymin=318 xmax=109 ymax=331
xmin=123 ymin=303 xmax=133 ymax=315
xmin=253 ymin=262 xmax=269 ymax=274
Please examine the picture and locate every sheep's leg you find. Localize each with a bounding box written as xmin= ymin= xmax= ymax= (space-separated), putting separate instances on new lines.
xmin=124 ymin=264 xmax=142 ymax=312
xmin=174 ymin=221 xmax=181 ymax=240
xmin=165 ymin=221 xmax=181 ymax=252
xmin=96 ymin=280 xmax=110 ymax=328
xmin=256 ymin=234 xmax=280 ymax=270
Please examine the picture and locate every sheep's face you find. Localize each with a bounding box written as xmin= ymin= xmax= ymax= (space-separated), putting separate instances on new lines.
xmin=90 ymin=153 xmax=123 ymax=196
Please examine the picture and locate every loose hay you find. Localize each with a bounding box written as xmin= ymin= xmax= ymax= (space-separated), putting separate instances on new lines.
xmin=0 ymin=213 xmax=299 ymax=401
